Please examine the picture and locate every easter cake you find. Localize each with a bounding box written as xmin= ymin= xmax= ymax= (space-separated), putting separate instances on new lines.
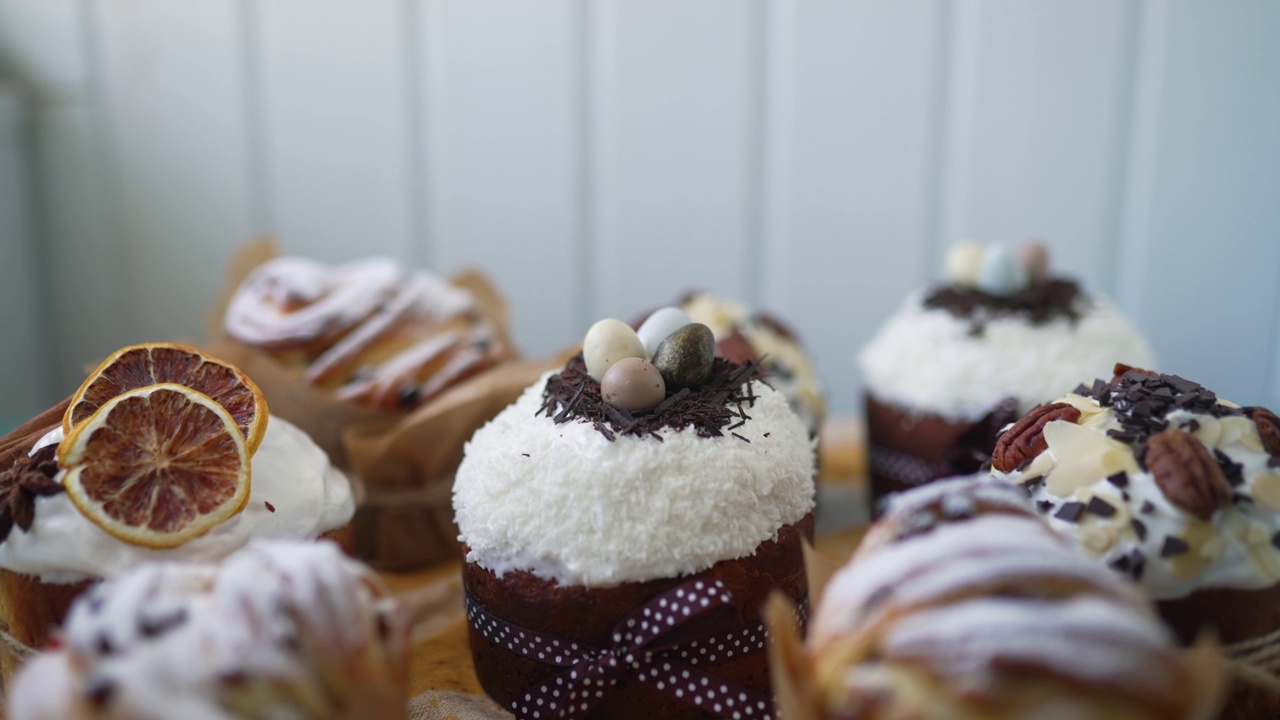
xmin=858 ymin=241 xmax=1153 ymax=510
xmin=992 ymin=366 xmax=1280 ymax=717
xmin=454 ymin=309 xmax=816 ymax=719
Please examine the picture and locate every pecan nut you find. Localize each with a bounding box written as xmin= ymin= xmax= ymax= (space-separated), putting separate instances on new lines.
xmin=1145 ymin=428 xmax=1231 ymax=521
xmin=991 ymin=402 xmax=1081 ymax=472
xmin=1246 ymin=406 xmax=1280 ymax=458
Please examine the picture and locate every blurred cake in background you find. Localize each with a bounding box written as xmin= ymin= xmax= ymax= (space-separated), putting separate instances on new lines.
xmin=858 ymin=240 xmax=1154 ymax=511
xmin=7 ymin=539 xmax=408 ymax=720
xmin=639 ymin=293 xmax=825 ymax=437
xmin=223 ymin=254 xmax=512 ymax=412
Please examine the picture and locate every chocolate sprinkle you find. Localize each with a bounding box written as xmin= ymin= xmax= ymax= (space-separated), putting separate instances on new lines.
xmin=1130 ymin=518 xmax=1148 ymax=542
xmin=1215 ymin=449 xmax=1245 ymax=487
xmin=1086 ymin=496 xmax=1117 ymax=518
xmin=540 ymin=353 xmax=764 ymax=441
xmin=1161 ymin=536 xmax=1190 ymax=557
xmin=1131 ymin=552 xmax=1146 ymax=580
xmin=263 ymin=501 xmax=275 ymax=513
xmin=1054 ymin=502 xmax=1086 ymax=523
xmin=922 ymin=278 xmax=1084 ymax=332
xmin=1080 ymin=369 xmax=1247 ymax=463
xmin=1105 ymin=472 xmax=1129 ymax=488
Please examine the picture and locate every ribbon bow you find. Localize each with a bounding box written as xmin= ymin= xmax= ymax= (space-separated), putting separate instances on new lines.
xmin=466 ymin=578 xmax=782 ymax=719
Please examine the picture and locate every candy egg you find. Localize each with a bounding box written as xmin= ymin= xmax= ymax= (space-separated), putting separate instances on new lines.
xmin=601 ymin=357 xmax=666 ymax=411
xmin=944 ymin=241 xmax=984 ymax=287
xmin=636 ymin=307 xmax=692 ymax=359
xmin=652 ymin=323 xmax=715 ymax=391
xmin=977 ymin=244 xmax=1027 ymax=295
xmin=1017 ymin=240 xmax=1051 ymax=285
xmin=583 ymin=318 xmax=646 ymax=382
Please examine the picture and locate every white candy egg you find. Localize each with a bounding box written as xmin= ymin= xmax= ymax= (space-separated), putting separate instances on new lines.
xmin=583 ymin=318 xmax=646 ymax=382
xmin=636 ymin=307 xmax=693 ymax=359
xmin=977 ymin=244 xmax=1027 ymax=295
xmin=944 ymin=242 xmax=984 ymax=287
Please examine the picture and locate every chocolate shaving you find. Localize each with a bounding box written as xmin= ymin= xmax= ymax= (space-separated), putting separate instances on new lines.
xmin=1161 ymin=536 xmax=1190 ymax=557
xmin=1054 ymin=502 xmax=1085 ymax=523
xmin=922 ymin=278 xmax=1084 ymax=333
xmin=1140 ymin=500 xmax=1156 ymax=515
xmin=1131 ymin=518 xmax=1148 ymax=542
xmin=539 ymin=353 xmax=765 ymax=441
xmin=1086 ymin=496 xmax=1117 ymax=518
xmin=1105 ymin=471 xmax=1129 ymax=488
xmin=1078 ymin=368 xmax=1250 ymax=463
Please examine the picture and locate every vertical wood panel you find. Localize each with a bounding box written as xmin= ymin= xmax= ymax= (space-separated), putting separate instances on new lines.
xmin=937 ymin=0 xmax=1138 ymax=294
xmin=35 ymin=104 xmax=124 ymax=391
xmin=590 ymin=0 xmax=760 ymax=319
xmin=0 ymin=86 xmax=52 ymax=417
xmin=419 ymin=0 xmax=582 ymax=356
xmin=765 ymin=0 xmax=949 ymax=415
xmin=0 ymin=0 xmax=87 ymax=100
xmin=1120 ymin=0 xmax=1280 ymax=407
xmin=92 ymin=0 xmax=255 ymax=343
xmin=255 ymin=0 xmax=415 ymax=262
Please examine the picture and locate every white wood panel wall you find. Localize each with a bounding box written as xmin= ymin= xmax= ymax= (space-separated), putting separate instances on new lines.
xmin=2 ymin=0 xmax=1279 ymax=420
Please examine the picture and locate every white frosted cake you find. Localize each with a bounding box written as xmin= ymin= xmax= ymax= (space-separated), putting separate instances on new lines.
xmin=454 ymin=313 xmax=816 ymax=719
xmin=858 ymin=241 xmax=1153 ymax=507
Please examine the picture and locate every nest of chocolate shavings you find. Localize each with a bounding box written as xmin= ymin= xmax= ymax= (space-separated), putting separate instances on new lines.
xmin=539 ymin=353 xmax=765 ymax=441
xmin=1073 ymin=368 xmax=1245 ymax=466
xmin=0 ymin=444 xmax=64 ymax=543
xmin=923 ymin=278 xmax=1084 ymax=334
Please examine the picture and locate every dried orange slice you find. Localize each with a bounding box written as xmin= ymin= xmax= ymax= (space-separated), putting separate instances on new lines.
xmin=58 ymin=383 xmax=252 ymax=548
xmin=65 ymin=342 xmax=268 ymax=454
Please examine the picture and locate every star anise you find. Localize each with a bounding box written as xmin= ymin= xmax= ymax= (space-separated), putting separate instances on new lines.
xmin=0 ymin=444 xmax=65 ymax=543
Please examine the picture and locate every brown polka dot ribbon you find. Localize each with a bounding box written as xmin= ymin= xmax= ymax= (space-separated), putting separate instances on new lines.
xmin=466 ymin=578 xmax=803 ymax=719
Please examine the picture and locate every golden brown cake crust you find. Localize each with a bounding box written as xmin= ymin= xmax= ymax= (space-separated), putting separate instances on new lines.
xmin=464 ymin=513 xmax=813 ymax=720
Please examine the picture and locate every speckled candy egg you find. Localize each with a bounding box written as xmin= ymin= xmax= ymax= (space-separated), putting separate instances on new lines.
xmin=584 ymin=318 xmax=646 ymax=382
xmin=636 ymin=307 xmax=692 ymax=359
xmin=1017 ymin=241 xmax=1051 ymax=285
xmin=601 ymin=357 xmax=666 ymax=411
xmin=652 ymin=323 xmax=715 ymax=391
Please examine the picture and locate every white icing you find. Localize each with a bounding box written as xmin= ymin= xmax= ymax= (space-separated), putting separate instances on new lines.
xmin=224 ymin=256 xmax=475 ymax=351
xmin=998 ymin=392 xmax=1280 ymax=600
xmin=0 ymin=417 xmax=355 ymax=584
xmin=885 ymin=596 xmax=1177 ymax=698
xmin=8 ymin=539 xmax=406 ymax=720
xmin=810 ymin=514 xmax=1142 ymax=648
xmin=453 ymin=373 xmax=816 ymax=588
xmin=857 ymin=290 xmax=1154 ymax=421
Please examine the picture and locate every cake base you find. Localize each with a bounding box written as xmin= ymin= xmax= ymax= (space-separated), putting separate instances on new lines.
xmin=864 ymin=392 xmax=1016 ymax=514
xmin=1160 ymin=584 xmax=1280 ymax=719
xmin=464 ymin=514 xmax=814 ymax=720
